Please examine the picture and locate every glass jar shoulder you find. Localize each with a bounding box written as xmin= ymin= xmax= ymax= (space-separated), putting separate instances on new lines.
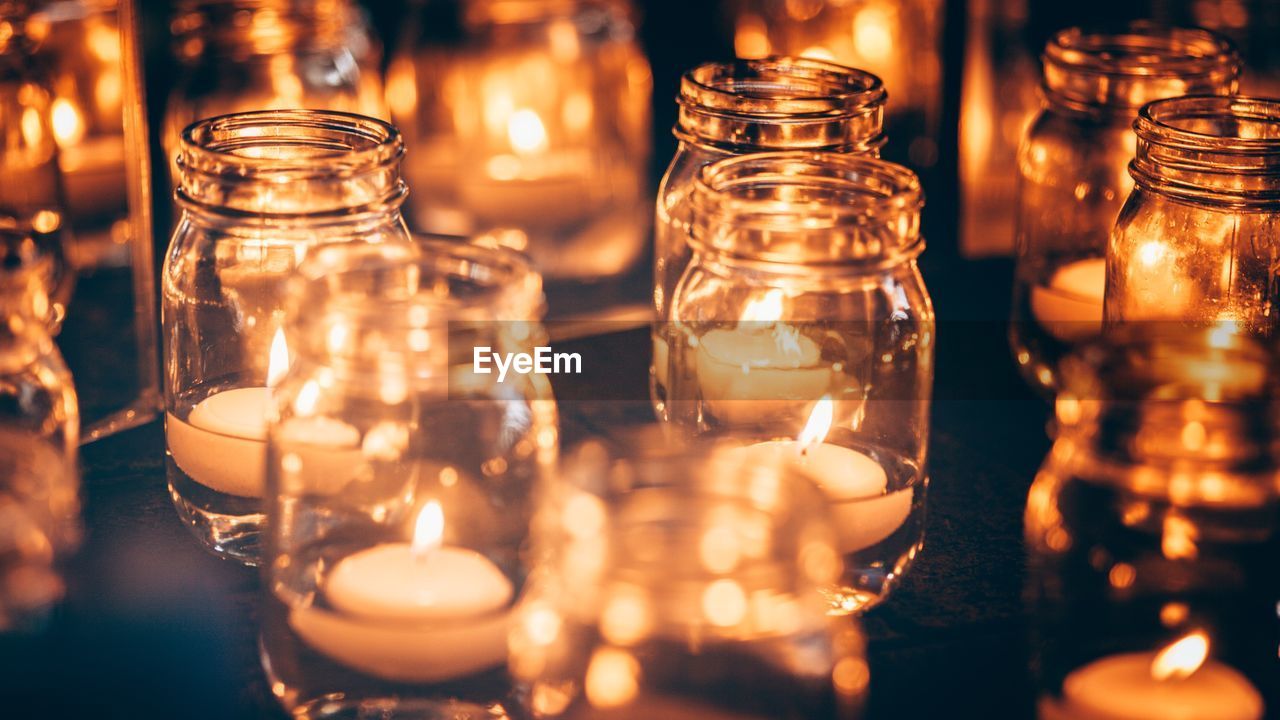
xmin=1019 ymin=108 xmax=1135 ymax=189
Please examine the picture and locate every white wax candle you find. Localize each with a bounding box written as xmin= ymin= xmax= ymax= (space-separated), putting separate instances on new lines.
xmin=1030 ymin=257 xmax=1106 ymax=342
xmin=294 ymin=536 xmax=515 ymax=682
xmin=729 ymin=441 xmax=912 ymax=554
xmin=696 ymin=325 xmax=832 ymax=424
xmin=1041 ymin=652 xmax=1264 ymax=720
xmin=167 ymin=389 xmax=360 ymax=498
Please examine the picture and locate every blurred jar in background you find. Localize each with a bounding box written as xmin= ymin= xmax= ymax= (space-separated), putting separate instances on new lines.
xmin=0 ymin=2 xmax=74 ymax=329
xmin=0 ymin=230 xmax=81 ymax=633
xmin=1008 ymin=24 xmax=1238 ymax=396
xmin=31 ymin=0 xmax=128 ymax=271
xmin=1027 ymin=328 xmax=1278 ymax=719
xmin=163 ymin=0 xmax=387 ymax=176
xmin=726 ymin=0 xmax=943 ymax=169
xmin=387 ymin=0 xmax=652 ymax=286
xmin=1152 ymin=0 xmax=1280 ymax=96
xmin=512 ymin=431 xmax=866 ymax=719
xmin=957 ymin=0 xmax=1038 ymax=257
xmin=1106 ymin=96 xmax=1280 ymax=334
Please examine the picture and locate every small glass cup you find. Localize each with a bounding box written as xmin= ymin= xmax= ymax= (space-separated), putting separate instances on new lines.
xmin=260 ymin=239 xmax=556 ymax=718
xmin=1105 ymin=96 xmax=1280 ymax=334
xmin=162 ymin=110 xmax=411 ymax=564
xmin=387 ymin=0 xmax=653 ymax=286
xmin=1027 ymin=327 xmax=1279 ymax=719
xmin=0 ymin=233 xmax=80 ymax=633
xmin=652 ymin=57 xmax=886 ymax=420
xmin=1009 ymin=23 xmax=1239 ymax=394
xmin=511 ymin=430 xmax=867 ymax=719
xmin=665 ymin=152 xmax=933 ymax=613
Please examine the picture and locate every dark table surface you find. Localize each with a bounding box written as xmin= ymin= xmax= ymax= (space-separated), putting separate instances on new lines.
xmin=0 ymin=255 xmax=1054 ymax=719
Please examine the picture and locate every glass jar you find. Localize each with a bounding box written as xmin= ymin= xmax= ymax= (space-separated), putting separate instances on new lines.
xmin=387 ymin=0 xmax=652 ymax=286
xmin=1106 ymin=96 xmax=1280 ymax=333
xmin=162 ymin=0 xmax=387 ymax=178
xmin=0 ymin=230 xmax=80 ymax=633
xmin=725 ymin=0 xmax=943 ymax=168
xmin=1009 ymin=24 xmax=1239 ymax=395
xmin=260 ymin=239 xmax=556 ymax=718
xmin=162 ymin=110 xmax=411 ymax=565
xmin=0 ymin=2 xmax=75 ymax=330
xmin=652 ymin=57 xmax=886 ymax=421
xmin=511 ymin=430 xmax=866 ymax=719
xmin=666 ymin=152 xmax=932 ymax=613
xmin=1027 ymin=327 xmax=1279 ymax=719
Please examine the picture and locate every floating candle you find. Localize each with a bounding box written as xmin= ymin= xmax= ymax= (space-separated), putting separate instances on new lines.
xmin=292 ymin=501 xmax=514 ymax=683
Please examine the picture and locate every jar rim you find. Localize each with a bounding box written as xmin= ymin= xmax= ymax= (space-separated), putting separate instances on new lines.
xmin=1136 ymin=95 xmax=1280 ymax=153
xmin=690 ymin=151 xmax=923 ymax=266
xmin=676 ymin=57 xmax=887 ymax=152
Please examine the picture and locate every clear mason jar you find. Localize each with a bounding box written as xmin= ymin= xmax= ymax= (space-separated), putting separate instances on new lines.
xmin=387 ymin=0 xmax=652 ymax=285
xmin=1027 ymin=327 xmax=1279 ymax=720
xmin=511 ymin=429 xmax=866 ymax=719
xmin=260 ymin=239 xmax=557 ymax=718
xmin=652 ymin=57 xmax=886 ymax=420
xmin=162 ymin=0 xmax=387 ymax=178
xmin=1009 ymin=24 xmax=1239 ymax=395
xmin=666 ymin=152 xmax=933 ymax=613
xmin=0 ymin=231 xmax=80 ymax=633
xmin=162 ymin=110 xmax=411 ymax=565
xmin=1106 ymin=96 xmax=1280 ymax=333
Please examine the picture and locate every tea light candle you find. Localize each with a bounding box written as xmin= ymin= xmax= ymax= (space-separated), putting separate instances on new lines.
xmin=727 ymin=398 xmax=912 ymax=554
xmin=1030 ymin=257 xmax=1106 ymax=342
xmin=1044 ymin=633 xmax=1263 ymax=720
xmin=291 ymin=501 xmax=514 ymax=683
xmin=695 ymin=291 xmax=832 ymax=423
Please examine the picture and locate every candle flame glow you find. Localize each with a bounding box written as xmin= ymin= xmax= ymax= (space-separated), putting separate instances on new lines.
xmin=508 ymin=109 xmax=549 ymax=154
xmin=51 ymin=98 xmax=86 ymax=147
xmin=740 ymin=290 xmax=785 ymax=323
xmin=1151 ymin=630 xmax=1209 ymax=681
xmin=267 ymin=328 xmax=289 ymax=387
xmin=797 ymin=395 xmax=834 ymax=451
xmin=412 ymin=500 xmax=445 ymax=557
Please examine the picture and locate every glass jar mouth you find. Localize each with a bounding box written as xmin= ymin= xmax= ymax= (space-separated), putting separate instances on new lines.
xmin=1042 ymin=23 xmax=1239 ymax=114
xmin=177 ymin=110 xmax=406 ymax=217
xmin=1131 ymin=96 xmax=1280 ymax=205
xmin=289 ymin=237 xmax=544 ymax=349
xmin=689 ymin=152 xmax=923 ymax=266
xmin=676 ymin=57 xmax=887 ymax=151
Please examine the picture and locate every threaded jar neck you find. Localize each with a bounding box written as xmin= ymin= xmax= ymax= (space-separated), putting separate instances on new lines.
xmin=689 ymin=152 xmax=922 ymax=269
xmin=171 ymin=0 xmax=350 ymax=58
xmin=1130 ymin=95 xmax=1280 ymax=208
xmin=1041 ymin=23 xmax=1239 ymax=118
xmin=676 ymin=57 xmax=886 ymax=153
xmin=176 ymin=110 xmax=406 ymax=220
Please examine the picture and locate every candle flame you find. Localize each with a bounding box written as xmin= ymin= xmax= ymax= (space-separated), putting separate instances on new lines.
xmin=508 ymin=109 xmax=549 ymax=154
xmin=797 ymin=396 xmax=834 ymax=451
xmin=51 ymin=98 xmax=86 ymax=147
xmin=1151 ymin=631 xmax=1209 ymax=681
xmin=267 ymin=328 xmax=289 ymax=387
xmin=740 ymin=290 xmax=785 ymax=323
xmin=412 ymin=500 xmax=445 ymax=557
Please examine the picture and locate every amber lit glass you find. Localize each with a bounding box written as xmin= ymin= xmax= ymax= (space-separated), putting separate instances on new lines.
xmin=652 ymin=57 xmax=885 ymax=420
xmin=1105 ymin=96 xmax=1280 ymax=334
xmin=665 ymin=152 xmax=932 ymax=613
xmin=162 ymin=110 xmax=411 ymax=565
xmin=162 ymin=0 xmax=387 ymax=176
xmin=1009 ymin=24 xmax=1239 ymax=395
xmin=387 ymin=0 xmax=652 ymax=284
xmin=261 ymin=240 xmax=556 ymax=718
xmin=1027 ymin=327 xmax=1279 ymax=719
xmin=727 ymin=0 xmax=942 ymax=167
xmin=512 ymin=431 xmax=866 ymax=719
xmin=0 ymin=230 xmax=80 ymax=633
